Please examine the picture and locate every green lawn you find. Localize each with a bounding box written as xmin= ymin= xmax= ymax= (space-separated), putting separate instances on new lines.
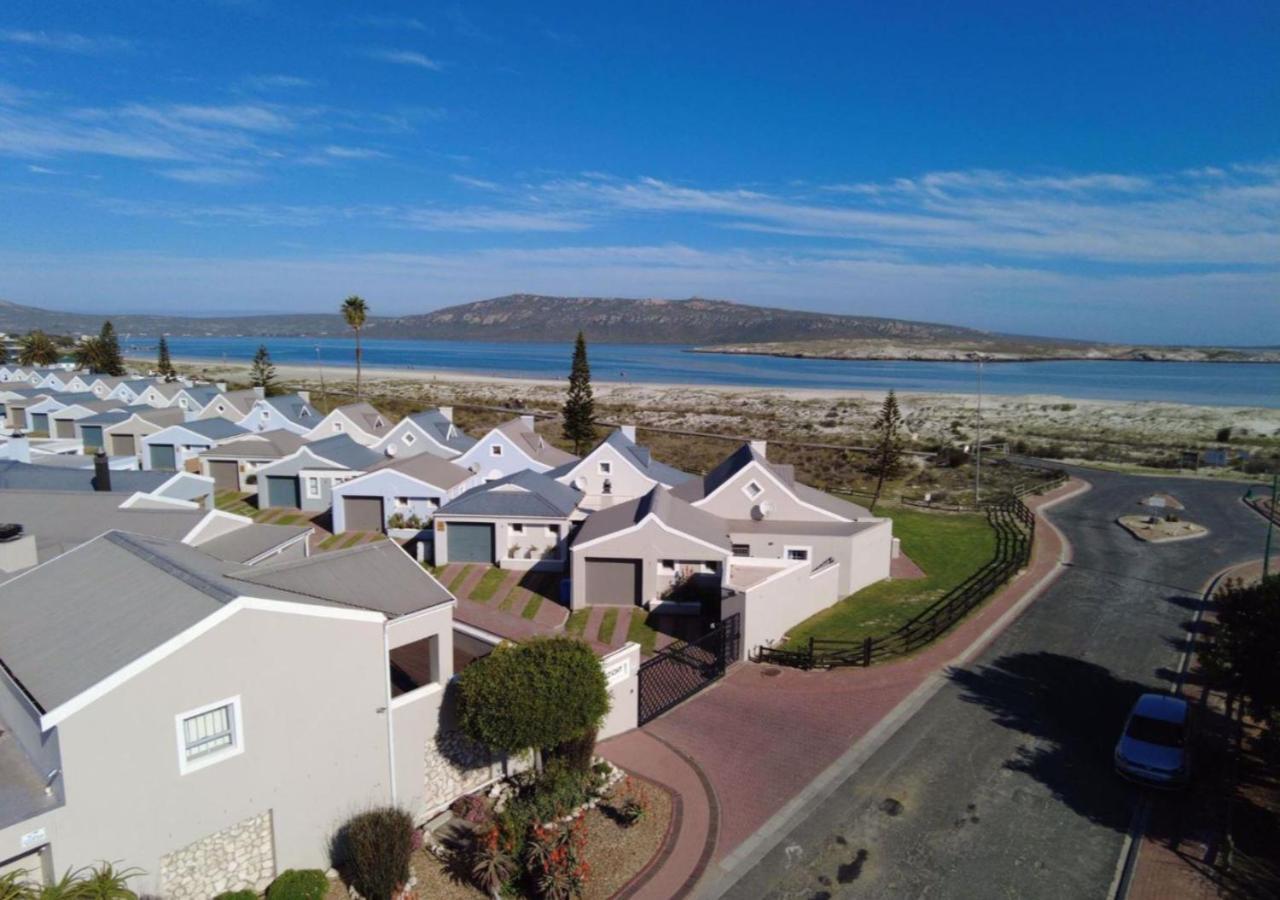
xmin=471 ymin=567 xmax=509 ymax=603
xmin=565 ymin=609 xmax=589 ymax=638
xmin=597 ymin=608 xmax=619 ymax=643
xmin=446 ymin=567 xmax=471 ymax=594
xmin=521 ymin=595 xmax=543 ymax=620
xmin=625 ymin=610 xmax=661 ymax=656
xmin=784 ymin=502 xmax=996 ymax=648
xmin=317 ymin=533 xmax=342 ymax=551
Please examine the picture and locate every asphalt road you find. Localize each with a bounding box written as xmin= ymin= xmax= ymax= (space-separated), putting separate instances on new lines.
xmin=716 ymin=468 xmax=1269 ymax=900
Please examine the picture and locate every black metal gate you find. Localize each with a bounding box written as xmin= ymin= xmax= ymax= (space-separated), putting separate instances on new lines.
xmin=638 ymin=614 xmax=740 ymax=724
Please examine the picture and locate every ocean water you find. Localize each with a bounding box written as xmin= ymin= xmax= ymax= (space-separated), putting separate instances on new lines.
xmin=143 ymin=336 xmax=1280 ymax=408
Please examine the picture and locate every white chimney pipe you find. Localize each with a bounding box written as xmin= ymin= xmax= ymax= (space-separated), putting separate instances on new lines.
xmin=619 ymin=424 xmax=637 ymax=442
xmin=749 ymin=439 xmax=767 ymax=459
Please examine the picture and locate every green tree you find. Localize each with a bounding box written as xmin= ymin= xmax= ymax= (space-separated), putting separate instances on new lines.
xmin=561 ymin=331 xmax=596 ymax=455
xmin=0 ymin=340 xmax=7 ymax=365
xmin=96 ymin=321 xmax=126 ymax=377
xmin=18 ymin=330 xmax=60 ymax=366
xmin=456 ymin=637 xmax=609 ymax=768
xmin=1201 ymin=575 xmax=1280 ymax=722
xmin=250 ymin=344 xmax=278 ymax=395
xmin=868 ymin=390 xmax=905 ymax=511
xmin=156 ymin=336 xmax=176 ymax=382
xmin=73 ymin=336 xmax=106 ymax=372
xmin=341 ymin=295 xmax=368 ymax=398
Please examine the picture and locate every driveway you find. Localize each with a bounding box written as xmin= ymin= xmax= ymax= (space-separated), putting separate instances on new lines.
xmin=711 ymin=467 xmax=1266 ymax=899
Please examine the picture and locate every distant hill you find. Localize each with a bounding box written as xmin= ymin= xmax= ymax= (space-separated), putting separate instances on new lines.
xmin=0 ymin=294 xmax=989 ymax=344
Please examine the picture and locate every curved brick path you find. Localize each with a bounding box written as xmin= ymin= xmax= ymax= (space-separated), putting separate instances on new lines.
xmin=599 ymin=478 xmax=1088 ymax=899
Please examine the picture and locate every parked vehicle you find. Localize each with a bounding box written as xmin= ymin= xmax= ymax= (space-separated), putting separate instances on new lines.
xmin=1114 ymin=693 xmax=1192 ymax=787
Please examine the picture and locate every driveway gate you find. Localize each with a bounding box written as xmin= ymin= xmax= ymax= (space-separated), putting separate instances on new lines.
xmin=638 ymin=614 xmax=740 ymax=724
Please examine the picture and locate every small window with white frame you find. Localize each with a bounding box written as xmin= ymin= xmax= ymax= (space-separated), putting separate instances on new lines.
xmin=490 ymin=443 xmax=503 ymax=457
xmin=511 ymin=523 xmax=524 ymax=533
xmin=334 ymin=421 xmax=343 ymax=432
xmin=598 ymin=460 xmax=612 ymax=474
xmin=305 ymin=476 xmax=320 ymax=498
xmin=403 ymin=432 xmax=416 ymax=446
xmin=660 ymin=559 xmax=675 ymax=572
xmin=743 ymin=480 xmax=763 ymax=500
xmin=176 ymin=696 xmax=243 ymax=774
xmin=785 ymin=546 xmax=811 ymax=562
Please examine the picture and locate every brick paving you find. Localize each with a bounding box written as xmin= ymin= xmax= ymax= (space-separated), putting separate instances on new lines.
xmin=889 ymin=549 xmax=926 ymax=580
xmin=600 ymin=478 xmax=1087 ymax=896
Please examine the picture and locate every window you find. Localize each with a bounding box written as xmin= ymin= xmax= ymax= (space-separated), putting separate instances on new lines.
xmin=511 ymin=523 xmax=524 ymax=533
xmin=394 ymin=496 xmax=409 ymax=509
xmin=743 ymin=480 xmax=763 ymax=499
xmin=178 ymin=398 xmax=188 ymax=409
xmin=260 ymin=409 xmax=269 ymax=420
xmin=660 ymin=559 xmax=675 ymax=572
xmin=731 ymin=543 xmax=750 ymax=557
xmin=403 ymin=432 xmax=416 ymax=446
xmin=305 ymin=476 xmax=320 ymax=499
xmin=216 ymin=404 xmax=225 ymax=414
xmin=389 ymin=635 xmax=440 ymax=698
xmin=490 ymin=444 xmax=503 ymax=457
xmin=602 ymin=479 xmax=613 ymax=495
xmin=598 ymin=461 xmax=612 ymax=474
xmin=334 ymin=421 xmax=343 ymax=432
xmin=176 ymin=697 xmax=243 ymax=774
xmin=785 ymin=546 xmax=811 ymax=562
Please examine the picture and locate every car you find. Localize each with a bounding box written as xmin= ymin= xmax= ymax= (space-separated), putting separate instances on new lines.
xmin=1114 ymin=693 xmax=1192 ymax=787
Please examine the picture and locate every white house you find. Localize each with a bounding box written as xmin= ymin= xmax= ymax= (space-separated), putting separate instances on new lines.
xmin=303 ymin=402 xmax=391 ymax=447
xmin=551 ymin=426 xmax=692 ymax=510
xmin=330 ymin=452 xmax=480 ymax=534
xmin=235 ymin=394 xmax=319 ymax=436
xmin=141 ymin=419 xmax=251 ymax=471
xmin=454 ymin=416 xmax=577 ymax=482
xmin=373 ymin=407 xmax=475 ymax=461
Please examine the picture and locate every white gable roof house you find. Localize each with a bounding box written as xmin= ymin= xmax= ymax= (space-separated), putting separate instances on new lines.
xmin=196 ymin=388 xmax=265 ymax=423
xmin=374 ymin=407 xmax=475 ymax=461
xmin=236 ymin=393 xmax=319 ymax=436
xmin=304 ymin=402 xmax=391 ymax=446
xmin=454 ymin=415 xmax=577 ymax=481
xmin=551 ymin=425 xmax=693 ymax=511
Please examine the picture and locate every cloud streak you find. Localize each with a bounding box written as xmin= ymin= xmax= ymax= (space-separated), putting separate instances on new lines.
xmin=0 ymin=29 xmax=134 ymax=54
xmin=365 ymin=49 xmax=442 ymax=70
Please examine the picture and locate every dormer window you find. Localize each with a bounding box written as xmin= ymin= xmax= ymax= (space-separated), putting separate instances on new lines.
xmin=490 ymin=444 xmax=503 ymax=457
xmin=743 ymin=480 xmax=763 ymax=499
xmin=260 ymin=410 xmax=269 ymax=420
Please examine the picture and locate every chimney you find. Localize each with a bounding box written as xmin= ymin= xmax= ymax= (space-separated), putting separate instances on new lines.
xmin=296 ymin=390 xmax=311 ymax=405
xmin=619 ymin=424 xmax=637 ymax=442
xmin=216 ymin=381 xmax=228 ymax=392
xmin=0 ymin=525 xmax=37 ymax=575
xmin=520 ymin=414 xmax=536 ymax=431
xmin=252 ymin=386 xmax=266 ymax=399
xmin=439 ymin=406 xmax=454 ymax=423
xmin=749 ymin=439 xmax=768 ymax=459
xmin=6 ymin=432 xmax=30 ymax=464
xmin=93 ymin=449 xmax=112 ymax=492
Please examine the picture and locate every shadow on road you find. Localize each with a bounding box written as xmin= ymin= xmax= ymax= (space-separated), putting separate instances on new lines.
xmin=949 ymin=651 xmax=1155 ymax=834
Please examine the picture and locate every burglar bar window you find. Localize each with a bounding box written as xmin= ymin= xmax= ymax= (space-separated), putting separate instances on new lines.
xmin=176 ymin=697 xmax=243 ymax=773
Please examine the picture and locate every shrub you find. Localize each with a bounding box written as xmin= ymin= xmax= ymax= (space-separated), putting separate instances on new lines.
xmin=1216 ymin=426 xmax=1232 ymax=443
xmin=213 ymin=893 xmax=258 ymax=900
xmin=614 ymin=777 xmax=649 ymax=827
xmin=387 ymin=512 xmax=406 ymax=529
xmin=266 ymin=869 xmax=328 ymax=900
xmin=450 ymin=792 xmax=492 ymax=825
xmin=340 ymin=807 xmax=415 ymax=900
xmin=469 ymin=825 xmax=517 ymax=896
xmin=548 ymin=727 xmax=598 ymax=774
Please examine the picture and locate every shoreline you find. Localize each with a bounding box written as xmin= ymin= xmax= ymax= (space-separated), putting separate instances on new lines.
xmin=689 ymin=346 xmax=1280 ymax=365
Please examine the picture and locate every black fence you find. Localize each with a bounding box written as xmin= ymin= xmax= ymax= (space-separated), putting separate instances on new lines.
xmin=756 ymin=476 xmax=1064 ymax=670
xmin=638 ymin=613 xmax=740 ymax=724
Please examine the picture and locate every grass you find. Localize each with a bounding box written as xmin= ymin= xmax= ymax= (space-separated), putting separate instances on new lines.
xmin=784 ymin=501 xmax=996 ymax=649
xmin=521 ymin=595 xmax=543 ymax=620
xmin=497 ymin=587 xmax=520 ymax=612
xmin=625 ymin=610 xmax=661 ymax=656
xmin=597 ymin=608 xmax=619 ymax=643
xmin=214 ymin=490 xmax=257 ymax=517
xmin=337 ymin=532 xmax=365 ymax=549
xmin=566 ymin=609 xmax=589 ymax=638
xmin=317 ymin=533 xmax=342 ymax=551
xmin=446 ymin=567 xmax=470 ymax=593
xmin=471 ymin=567 xmax=509 ymax=603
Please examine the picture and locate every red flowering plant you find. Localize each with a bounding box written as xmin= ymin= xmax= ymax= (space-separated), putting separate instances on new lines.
xmin=527 ymin=816 xmax=590 ymax=900
xmin=615 ymin=777 xmax=649 ymax=827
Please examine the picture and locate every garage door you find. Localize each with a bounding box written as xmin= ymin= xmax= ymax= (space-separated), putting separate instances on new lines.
xmin=29 ymin=412 xmax=48 ymax=434
xmin=266 ymin=475 xmax=300 ymax=509
xmin=209 ymin=460 xmax=240 ymax=492
xmin=343 ymin=496 xmax=385 ymax=533
xmin=81 ymin=425 xmax=104 ymax=451
xmin=585 ymin=558 xmax=642 ymax=606
xmin=113 ymin=433 xmax=136 ymax=456
xmin=448 ymin=523 xmax=494 ymax=563
xmin=54 ymin=418 xmax=77 ymax=439
xmin=149 ymin=443 xmax=177 ymax=471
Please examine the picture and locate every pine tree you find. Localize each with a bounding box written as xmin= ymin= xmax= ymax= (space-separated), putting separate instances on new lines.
xmin=98 ymin=321 xmax=125 ymax=376
xmin=156 ymin=336 xmax=177 ymax=382
xmin=562 ymin=331 xmax=596 ymax=455
xmin=250 ymin=344 xmax=277 ymax=396
xmin=868 ymin=390 xmax=905 ymax=512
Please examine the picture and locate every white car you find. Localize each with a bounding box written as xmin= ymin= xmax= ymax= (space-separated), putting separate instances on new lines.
xmin=1114 ymin=693 xmax=1191 ymax=787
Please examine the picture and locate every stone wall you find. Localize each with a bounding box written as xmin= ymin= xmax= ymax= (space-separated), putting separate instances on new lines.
xmin=158 ymin=810 xmax=275 ymax=899
xmin=422 ymin=730 xmax=530 ymax=815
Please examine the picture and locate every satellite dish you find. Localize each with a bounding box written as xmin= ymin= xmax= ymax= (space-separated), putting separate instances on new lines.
xmin=573 ymin=476 xmax=587 ymax=491
xmin=385 ymin=444 xmax=399 ymax=457
xmin=752 ymin=500 xmax=773 ymax=521
xmin=469 ymin=462 xmax=481 ymax=474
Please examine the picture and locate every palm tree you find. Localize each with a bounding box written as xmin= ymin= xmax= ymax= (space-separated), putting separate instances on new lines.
xmin=341 ymin=295 xmax=369 ymax=398
xmin=18 ymin=330 xmax=60 ymax=366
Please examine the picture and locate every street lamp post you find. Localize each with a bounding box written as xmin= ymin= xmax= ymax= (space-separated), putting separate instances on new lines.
xmin=316 ymin=345 xmax=328 ymax=407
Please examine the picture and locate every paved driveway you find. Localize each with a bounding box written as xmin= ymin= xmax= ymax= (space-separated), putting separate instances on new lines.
xmin=712 ymin=468 xmax=1266 ymax=899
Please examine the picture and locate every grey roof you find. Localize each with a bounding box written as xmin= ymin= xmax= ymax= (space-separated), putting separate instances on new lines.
xmin=0 ymin=460 xmax=171 ymax=494
xmin=405 ymin=409 xmax=475 ymax=453
xmin=158 ymin=418 xmax=248 ymax=441
xmin=495 ymin=418 xmax=577 ymax=467
xmin=52 ymin=398 xmax=123 ymax=416
xmin=76 ymin=410 xmax=130 ymax=428
xmin=178 ymin=385 xmax=221 ymax=407
xmin=195 ymin=523 xmax=313 ymax=564
xmin=372 ymin=451 xmax=474 ymax=489
xmin=439 ymin=469 xmax=583 ymax=519
xmin=572 ymin=486 xmax=732 ymax=550
xmin=262 ymin=393 xmax=319 ymax=427
xmin=199 ymin=429 xmax=307 ymax=460
xmin=726 ymin=518 xmax=881 ymax=536
xmin=37 ymin=392 xmax=99 ymax=407
xmin=669 ymin=442 xmax=870 ymax=520
xmin=109 ymin=407 xmax=186 ymax=429
xmin=329 ymin=402 xmax=390 ymax=436
xmin=304 ymin=434 xmax=384 ymax=470
xmin=141 ymin=381 xmax=184 ymax=399
xmin=229 ymin=540 xmax=453 ymax=617
xmin=0 ymin=531 xmax=451 ymax=714
xmin=558 ymin=430 xmax=691 ymax=486
xmin=88 ymin=376 xmax=125 ymax=390
xmin=202 ymin=389 xmax=261 ymax=418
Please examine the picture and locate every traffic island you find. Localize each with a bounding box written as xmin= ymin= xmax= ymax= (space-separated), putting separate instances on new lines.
xmin=1117 ymin=514 xmax=1207 ymax=543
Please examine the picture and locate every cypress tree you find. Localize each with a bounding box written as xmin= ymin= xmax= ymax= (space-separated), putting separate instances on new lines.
xmin=869 ymin=390 xmax=905 ymax=512
xmin=250 ymin=344 xmax=278 ymax=396
xmin=157 ymin=336 xmax=177 ymax=382
xmin=562 ymin=331 xmax=596 ymax=455
xmin=98 ymin=321 xmax=125 ymax=376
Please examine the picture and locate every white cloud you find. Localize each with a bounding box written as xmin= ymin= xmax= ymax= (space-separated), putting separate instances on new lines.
xmin=366 ymin=49 xmax=442 ymax=70
xmin=356 ymin=15 xmax=428 ymax=31
xmin=158 ymin=166 xmax=262 ymax=185
xmin=240 ymin=74 xmax=317 ymax=91
xmin=451 ymin=174 xmax=500 ymax=190
xmin=322 ymin=145 xmax=387 ymax=160
xmin=0 ymin=29 xmax=134 ymax=54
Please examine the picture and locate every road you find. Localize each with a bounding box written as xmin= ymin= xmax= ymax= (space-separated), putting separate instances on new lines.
xmin=715 ymin=468 xmax=1268 ymax=899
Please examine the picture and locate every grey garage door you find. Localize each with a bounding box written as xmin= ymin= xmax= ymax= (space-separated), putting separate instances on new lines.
xmin=149 ymin=443 xmax=177 ymax=471
xmin=266 ymin=475 xmax=300 ymax=509
xmin=112 ymin=433 xmax=136 ymax=456
xmin=448 ymin=523 xmax=494 ymax=563
xmin=209 ymin=460 xmax=239 ymax=492
xmin=29 ymin=413 xmax=48 ymax=435
xmin=81 ymin=425 xmax=104 ymax=451
xmin=585 ymin=558 xmax=642 ymax=606
xmin=343 ymin=496 xmax=385 ymax=533
xmin=54 ymin=418 xmax=77 ymax=439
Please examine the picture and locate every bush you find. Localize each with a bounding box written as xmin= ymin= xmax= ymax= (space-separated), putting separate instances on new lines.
xmin=1216 ymin=426 xmax=1232 ymax=443
xmin=548 ymin=727 xmax=598 ymax=774
xmin=213 ymin=893 xmax=258 ymax=900
xmin=450 ymin=792 xmax=492 ymax=825
xmin=266 ymin=869 xmax=328 ymax=900
xmin=339 ymin=808 xmax=415 ymax=900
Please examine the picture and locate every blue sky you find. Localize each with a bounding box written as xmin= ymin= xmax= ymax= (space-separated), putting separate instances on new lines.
xmin=1 ymin=1 xmax=1277 ymax=344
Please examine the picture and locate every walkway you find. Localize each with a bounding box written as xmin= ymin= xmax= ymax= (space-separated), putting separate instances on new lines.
xmin=599 ymin=478 xmax=1086 ymax=897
